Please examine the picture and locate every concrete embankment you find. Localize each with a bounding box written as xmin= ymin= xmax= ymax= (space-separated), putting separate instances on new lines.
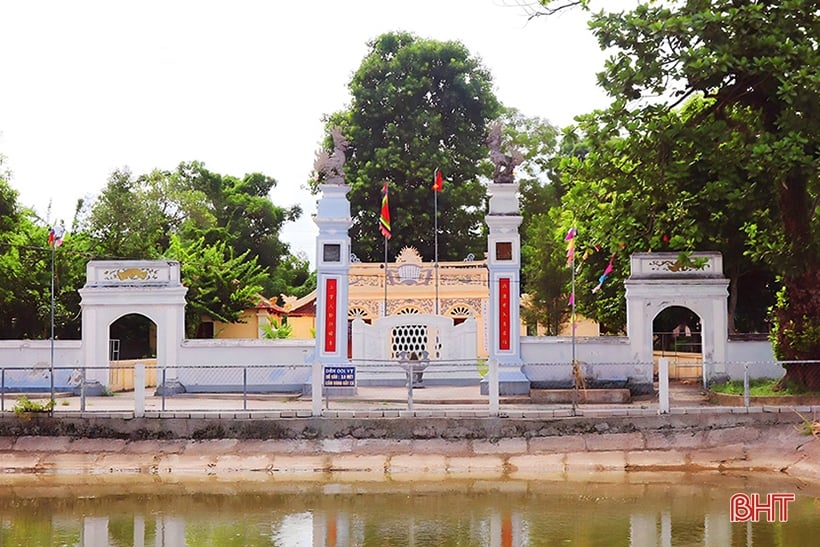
xmin=1 ymin=411 xmax=817 ymax=483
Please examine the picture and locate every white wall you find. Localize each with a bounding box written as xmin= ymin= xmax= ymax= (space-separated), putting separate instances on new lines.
xmin=177 ymin=338 xmax=315 ymax=366
xmin=0 ymin=340 xmax=83 ymax=391
xmin=726 ymin=339 xmax=783 ymax=379
xmin=0 ymin=340 xmax=82 ymax=367
xmin=521 ymin=336 xmax=633 ymax=363
xmin=173 ymin=339 xmax=315 ymax=392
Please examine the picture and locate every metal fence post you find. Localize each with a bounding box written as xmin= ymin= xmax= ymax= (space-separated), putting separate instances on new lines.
xmin=743 ymin=363 xmax=750 ymax=409
xmin=658 ymin=358 xmax=670 ymax=414
xmin=488 ymin=359 xmax=499 ymax=416
xmin=1 ymin=368 xmax=4 ymax=413
xmin=407 ymin=361 xmax=414 ymax=413
xmin=311 ymin=361 xmax=322 ymax=416
xmin=243 ymin=366 xmax=248 ymax=411
xmin=80 ymin=367 xmax=86 ymax=412
xmin=134 ymin=363 xmax=145 ymax=418
xmin=161 ymin=366 xmax=167 ymax=411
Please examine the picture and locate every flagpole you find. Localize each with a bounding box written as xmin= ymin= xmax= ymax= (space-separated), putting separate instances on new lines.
xmin=571 ymin=243 xmax=577 ymax=415
xmin=434 ymin=182 xmax=439 ymax=316
xmin=571 ymin=248 xmax=576 ymax=367
xmin=383 ymin=234 xmax=388 ymax=317
xmin=380 ymin=181 xmax=391 ymax=319
xmin=50 ymin=240 xmax=55 ymax=401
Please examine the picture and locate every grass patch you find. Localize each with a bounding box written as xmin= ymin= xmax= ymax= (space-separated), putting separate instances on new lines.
xmin=710 ymin=378 xmax=820 ymax=397
xmin=12 ymin=396 xmax=56 ymax=416
xmin=794 ymin=411 xmax=819 ymax=438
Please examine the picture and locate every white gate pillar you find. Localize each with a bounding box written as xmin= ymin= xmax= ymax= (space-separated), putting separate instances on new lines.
xmin=311 ymin=139 xmax=354 ymax=411
xmin=79 ymin=261 xmax=187 ymax=392
xmin=624 ymin=253 xmax=729 ymax=384
xmin=313 ymin=182 xmax=352 ymax=366
xmin=483 ymin=180 xmax=529 ymax=396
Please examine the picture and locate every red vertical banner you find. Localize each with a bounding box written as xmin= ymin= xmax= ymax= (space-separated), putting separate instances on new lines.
xmin=499 ymin=277 xmax=511 ymax=350
xmin=324 ymin=278 xmax=337 ymax=353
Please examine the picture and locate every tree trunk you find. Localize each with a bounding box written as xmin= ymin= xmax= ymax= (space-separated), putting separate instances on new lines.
xmin=727 ymin=270 xmax=739 ymax=335
xmin=773 ymin=165 xmax=819 ymax=390
xmin=774 ymin=269 xmax=820 ymax=390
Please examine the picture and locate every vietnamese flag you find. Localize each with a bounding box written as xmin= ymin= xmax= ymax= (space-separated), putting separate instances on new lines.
xmin=432 ymin=168 xmax=443 ymax=192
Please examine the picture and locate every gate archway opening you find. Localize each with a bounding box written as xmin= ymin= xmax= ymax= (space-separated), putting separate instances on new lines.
xmin=109 ymin=313 xmax=157 ymax=361
xmin=625 ymin=252 xmax=729 ymax=384
xmin=79 ymin=261 xmax=187 ymax=389
xmin=653 ymin=305 xmax=703 ymax=380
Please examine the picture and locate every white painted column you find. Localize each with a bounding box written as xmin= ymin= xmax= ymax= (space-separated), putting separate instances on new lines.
xmin=134 ymin=363 xmax=145 ymax=417
xmin=313 ymin=182 xmax=353 ymax=414
xmin=488 ymin=358 xmax=499 ymax=415
xmin=658 ymin=358 xmax=670 ymax=414
xmin=485 ymin=181 xmax=528 ymax=395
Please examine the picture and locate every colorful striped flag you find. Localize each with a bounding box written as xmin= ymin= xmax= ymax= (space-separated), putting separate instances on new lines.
xmin=48 ymin=225 xmax=65 ymax=248
xmin=379 ymin=181 xmax=392 ymax=240
xmin=592 ymin=253 xmax=617 ymax=293
xmin=565 ymin=227 xmax=576 ymax=266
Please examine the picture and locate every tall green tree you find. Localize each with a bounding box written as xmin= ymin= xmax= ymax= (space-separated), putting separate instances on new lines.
xmin=78 ymin=167 xmax=170 ymax=259
xmin=558 ymin=98 xmax=779 ymax=333
xmin=536 ymin=1 xmax=818 ymax=384
xmin=164 ymin=235 xmax=267 ymax=338
xmin=0 ymin=160 xmax=84 ymax=339
xmin=318 ymin=31 xmax=502 ymax=262
xmin=492 ymin=109 xmax=566 ymax=334
xmin=171 ymin=164 xmax=298 ymax=273
xmin=78 ymin=162 xmax=307 ymax=299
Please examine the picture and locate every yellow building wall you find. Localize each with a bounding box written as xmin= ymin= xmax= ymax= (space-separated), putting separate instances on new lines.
xmin=108 ymin=359 xmax=158 ymax=392
xmin=287 ymin=316 xmax=315 ymax=339
xmin=558 ymin=316 xmax=600 ymax=337
xmin=213 ymin=310 xmax=261 ymax=339
xmin=212 ymin=249 xmax=599 ymax=351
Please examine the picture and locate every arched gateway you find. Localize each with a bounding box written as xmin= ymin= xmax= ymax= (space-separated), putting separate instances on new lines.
xmin=78 ymin=261 xmax=187 ymax=387
xmin=625 ymin=252 xmax=729 ymax=383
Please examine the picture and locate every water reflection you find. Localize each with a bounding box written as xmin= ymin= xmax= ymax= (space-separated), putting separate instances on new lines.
xmin=0 ymin=473 xmax=817 ymax=546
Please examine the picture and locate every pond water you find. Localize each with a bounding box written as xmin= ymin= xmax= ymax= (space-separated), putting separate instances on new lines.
xmin=0 ymin=473 xmax=817 ymax=546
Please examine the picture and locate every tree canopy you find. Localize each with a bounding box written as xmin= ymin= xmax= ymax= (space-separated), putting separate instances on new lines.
xmin=0 ymin=160 xmax=311 ymax=339
xmin=535 ymin=0 xmax=818 ymax=382
xmin=318 ymin=31 xmax=502 ymax=262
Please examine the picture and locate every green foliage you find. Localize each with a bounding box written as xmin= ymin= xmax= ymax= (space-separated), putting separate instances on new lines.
xmin=268 ymin=252 xmax=316 ymax=302
xmin=521 ymin=208 xmax=572 ymax=335
xmin=0 ymin=165 xmax=83 ymax=339
xmin=13 ymin=396 xmax=56 ymax=416
xmin=318 ymin=31 xmax=501 ymax=263
xmin=260 ymin=317 xmax=293 ymax=339
xmin=770 ymin=271 xmax=820 ymax=360
xmin=173 ymin=162 xmax=301 ymax=296
xmin=534 ymin=1 xmax=817 ymax=341
xmin=76 ymin=162 xmax=301 ymax=298
xmin=78 ymin=167 xmax=169 ymax=259
xmin=710 ymin=378 xmax=820 ymax=397
xmin=165 ymin=235 xmax=267 ymax=338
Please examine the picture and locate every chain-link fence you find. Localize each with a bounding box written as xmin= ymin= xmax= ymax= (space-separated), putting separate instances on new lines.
xmin=1 ymin=360 xmax=818 ymax=416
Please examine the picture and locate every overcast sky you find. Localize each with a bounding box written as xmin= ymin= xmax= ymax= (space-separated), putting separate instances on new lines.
xmin=0 ymin=0 xmax=628 ymax=264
